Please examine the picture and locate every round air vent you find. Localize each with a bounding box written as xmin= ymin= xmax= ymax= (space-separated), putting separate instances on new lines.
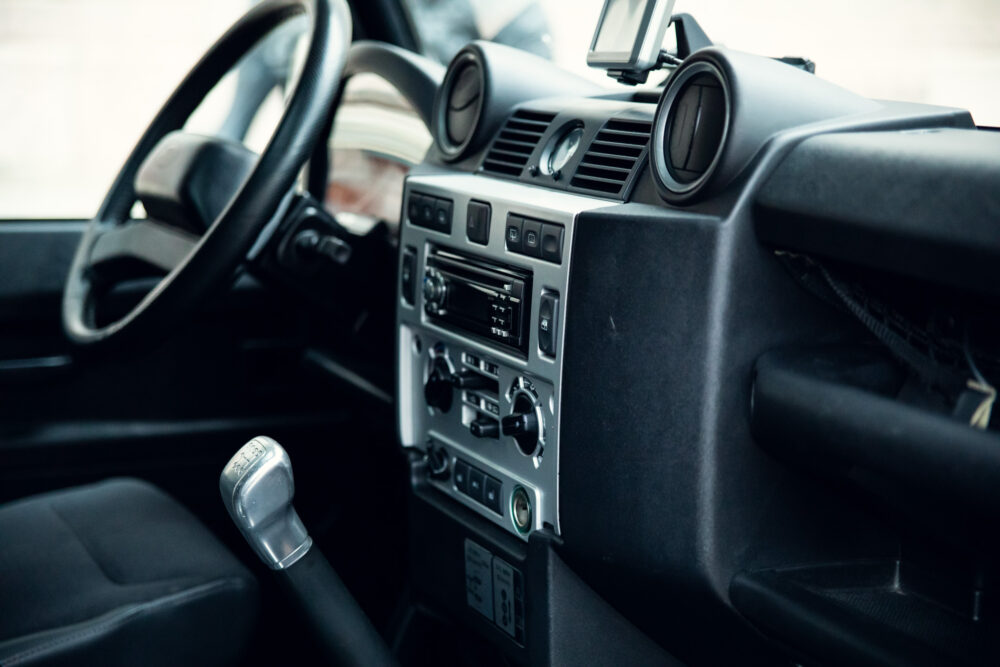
xmin=651 ymin=61 xmax=730 ymax=202
xmin=434 ymin=50 xmax=485 ymax=161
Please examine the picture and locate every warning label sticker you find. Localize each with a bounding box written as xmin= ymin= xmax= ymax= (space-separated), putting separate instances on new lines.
xmin=464 ymin=539 xmax=494 ymax=622
xmin=492 ymin=557 xmax=516 ymax=637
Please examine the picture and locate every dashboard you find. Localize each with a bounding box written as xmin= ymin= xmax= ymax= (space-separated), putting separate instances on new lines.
xmin=288 ymin=25 xmax=1000 ymax=667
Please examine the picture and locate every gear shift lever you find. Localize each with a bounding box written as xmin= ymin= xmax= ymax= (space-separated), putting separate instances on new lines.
xmin=221 ymin=436 xmax=395 ymax=666
xmin=220 ymin=436 xmax=312 ymax=569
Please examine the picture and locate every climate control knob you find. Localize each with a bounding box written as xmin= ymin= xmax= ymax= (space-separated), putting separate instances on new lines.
xmin=502 ymin=393 xmax=541 ymax=456
xmin=424 ymin=358 xmax=454 ymax=413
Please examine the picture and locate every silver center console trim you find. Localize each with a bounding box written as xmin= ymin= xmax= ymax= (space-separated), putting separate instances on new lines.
xmin=396 ymin=172 xmax=609 ymax=539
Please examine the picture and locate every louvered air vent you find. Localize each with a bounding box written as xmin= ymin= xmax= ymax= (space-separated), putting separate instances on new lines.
xmin=570 ymin=118 xmax=652 ymax=198
xmin=481 ymin=110 xmax=556 ymax=177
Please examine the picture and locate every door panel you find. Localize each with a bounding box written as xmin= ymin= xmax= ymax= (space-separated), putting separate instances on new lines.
xmin=0 ymin=221 xmax=353 ymax=510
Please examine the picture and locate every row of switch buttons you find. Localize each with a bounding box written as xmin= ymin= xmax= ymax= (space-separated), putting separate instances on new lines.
xmin=462 ymin=353 xmax=498 ymax=377
xmin=465 ymin=391 xmax=501 ymax=417
xmin=505 ymin=215 xmax=563 ymax=264
xmin=454 ymin=459 xmax=502 ymax=515
xmin=408 ymin=191 xmax=453 ymax=234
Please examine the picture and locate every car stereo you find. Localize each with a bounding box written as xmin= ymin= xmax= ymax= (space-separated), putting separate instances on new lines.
xmin=423 ymin=246 xmax=532 ymax=354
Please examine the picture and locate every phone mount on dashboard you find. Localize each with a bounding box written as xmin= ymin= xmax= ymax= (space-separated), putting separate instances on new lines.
xmin=587 ymin=0 xmax=713 ymax=85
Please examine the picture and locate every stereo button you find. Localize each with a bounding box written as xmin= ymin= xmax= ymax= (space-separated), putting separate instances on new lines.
xmin=407 ymin=195 xmax=421 ymax=223
xmin=468 ymin=469 xmax=485 ymax=503
xmin=505 ymin=215 xmax=524 ymax=252
xmin=420 ymin=198 xmax=435 ymax=227
xmin=467 ymin=201 xmax=491 ymax=245
xmin=433 ymin=198 xmax=453 ymax=233
xmin=540 ymin=224 xmax=564 ymax=264
xmin=454 ymin=460 xmax=470 ymax=494
xmin=484 ymin=477 xmax=502 ymax=515
xmin=538 ymin=292 xmax=559 ymax=357
xmin=522 ymin=219 xmax=542 ymax=258
xmin=401 ymin=246 xmax=417 ymax=305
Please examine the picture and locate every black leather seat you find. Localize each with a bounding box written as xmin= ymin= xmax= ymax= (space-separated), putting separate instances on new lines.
xmin=0 ymin=478 xmax=258 ymax=666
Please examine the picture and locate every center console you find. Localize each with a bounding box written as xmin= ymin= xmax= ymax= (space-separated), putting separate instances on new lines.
xmin=396 ymin=172 xmax=606 ymax=540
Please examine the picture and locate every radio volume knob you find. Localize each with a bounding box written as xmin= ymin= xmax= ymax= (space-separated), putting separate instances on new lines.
xmin=422 ymin=271 xmax=447 ymax=309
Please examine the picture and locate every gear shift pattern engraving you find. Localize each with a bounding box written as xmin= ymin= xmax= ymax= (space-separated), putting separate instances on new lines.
xmin=230 ymin=439 xmax=266 ymax=476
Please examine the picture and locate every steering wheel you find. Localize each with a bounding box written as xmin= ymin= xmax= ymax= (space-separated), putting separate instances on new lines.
xmin=62 ymin=0 xmax=351 ymax=352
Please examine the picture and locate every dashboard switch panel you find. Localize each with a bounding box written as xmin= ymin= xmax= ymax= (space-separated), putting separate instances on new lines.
xmin=408 ymin=190 xmax=453 ymax=234
xmin=507 ymin=214 xmax=564 ymax=264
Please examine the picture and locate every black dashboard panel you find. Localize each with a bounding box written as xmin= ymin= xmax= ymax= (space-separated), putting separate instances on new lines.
xmin=364 ymin=31 xmax=1000 ymax=667
xmin=755 ymin=128 xmax=1000 ymax=297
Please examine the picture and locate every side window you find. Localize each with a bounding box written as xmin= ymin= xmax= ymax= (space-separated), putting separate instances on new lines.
xmin=0 ymin=0 xmax=294 ymax=221
xmin=325 ymin=74 xmax=433 ymax=231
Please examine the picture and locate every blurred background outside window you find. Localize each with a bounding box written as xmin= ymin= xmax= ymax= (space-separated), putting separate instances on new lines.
xmin=1 ymin=0 xmax=997 ymax=220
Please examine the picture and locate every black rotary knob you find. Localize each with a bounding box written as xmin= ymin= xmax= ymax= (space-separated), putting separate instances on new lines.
xmin=427 ymin=444 xmax=450 ymax=479
xmin=424 ymin=359 xmax=454 ymax=413
xmin=422 ymin=270 xmax=447 ymax=311
xmin=502 ymin=394 xmax=540 ymax=456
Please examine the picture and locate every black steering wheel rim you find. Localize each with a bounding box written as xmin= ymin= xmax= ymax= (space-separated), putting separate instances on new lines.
xmin=62 ymin=0 xmax=351 ymax=352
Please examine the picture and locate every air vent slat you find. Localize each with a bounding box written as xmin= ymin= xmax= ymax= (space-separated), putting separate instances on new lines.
xmin=596 ymin=130 xmax=651 ymax=145
xmin=499 ymin=129 xmax=545 ymax=143
xmin=514 ymin=110 xmax=557 ymax=123
xmin=481 ymin=109 xmax=556 ymax=177
xmin=493 ymin=139 xmax=536 ymax=151
xmin=488 ymin=147 xmax=533 ymax=160
xmin=576 ymin=164 xmax=632 ymax=177
xmin=483 ymin=155 xmax=526 ymax=168
xmin=577 ymin=152 xmax=636 ymax=169
xmin=589 ymin=141 xmax=644 ymax=158
xmin=482 ymin=160 xmax=524 ymax=176
xmin=569 ymin=118 xmax=652 ymax=199
xmin=605 ymin=119 xmax=654 ymax=132
xmin=507 ymin=119 xmax=550 ymax=132
xmin=569 ymin=176 xmax=626 ymax=194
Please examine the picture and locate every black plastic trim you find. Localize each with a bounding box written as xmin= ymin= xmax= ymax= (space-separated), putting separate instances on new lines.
xmin=755 ymin=128 xmax=1000 ymax=297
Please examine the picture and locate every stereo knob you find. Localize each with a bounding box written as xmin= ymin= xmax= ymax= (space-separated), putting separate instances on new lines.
xmin=424 ymin=359 xmax=454 ymax=413
xmin=422 ymin=271 xmax=447 ymax=309
xmin=502 ymin=393 xmax=541 ymax=456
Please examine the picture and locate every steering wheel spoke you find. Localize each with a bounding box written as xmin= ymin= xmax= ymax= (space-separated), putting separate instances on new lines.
xmin=87 ymin=219 xmax=199 ymax=280
xmin=61 ymin=0 xmax=351 ymax=350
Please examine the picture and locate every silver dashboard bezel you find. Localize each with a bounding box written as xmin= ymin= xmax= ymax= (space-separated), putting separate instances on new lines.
xmin=396 ymin=172 xmax=609 ymax=539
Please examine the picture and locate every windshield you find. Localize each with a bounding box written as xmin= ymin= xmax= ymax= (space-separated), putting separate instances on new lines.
xmin=405 ymin=0 xmax=1000 ymax=127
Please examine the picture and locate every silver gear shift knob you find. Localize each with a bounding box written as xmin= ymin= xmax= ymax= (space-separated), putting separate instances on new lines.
xmin=220 ymin=436 xmax=312 ymax=570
